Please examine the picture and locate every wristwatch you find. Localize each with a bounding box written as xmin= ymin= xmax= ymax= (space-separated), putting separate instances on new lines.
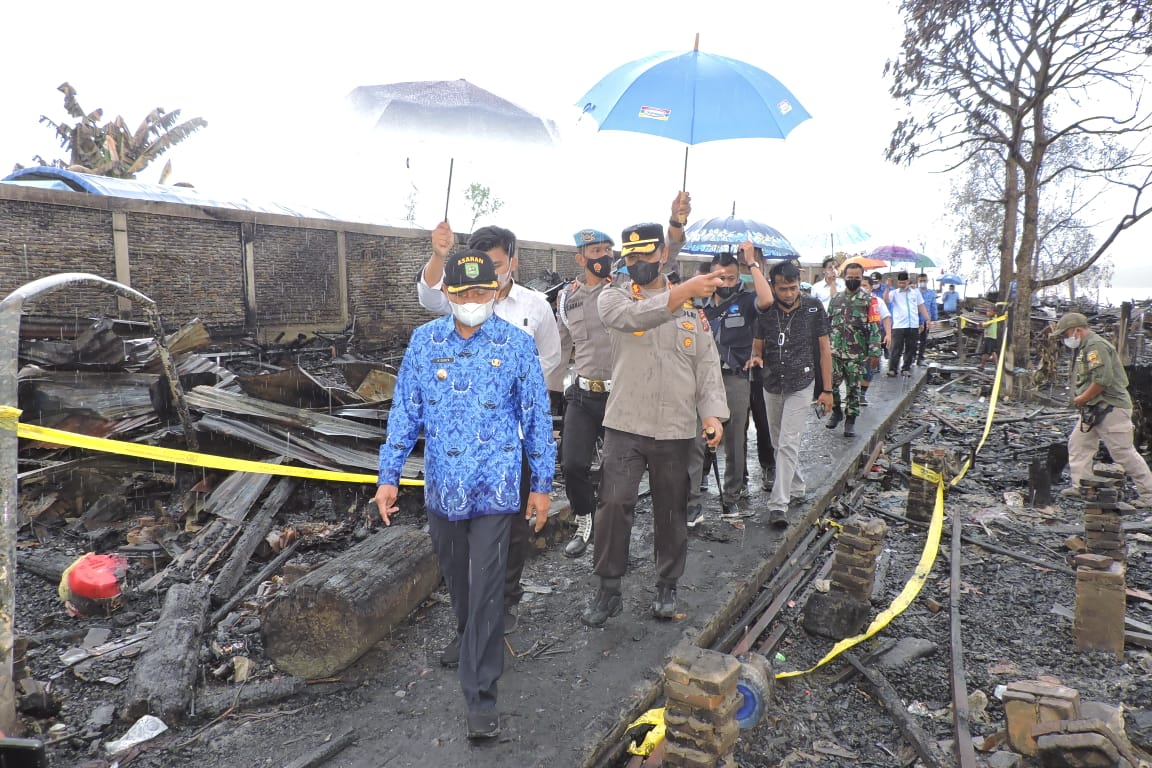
xmin=668 ymin=218 xmax=684 ymax=228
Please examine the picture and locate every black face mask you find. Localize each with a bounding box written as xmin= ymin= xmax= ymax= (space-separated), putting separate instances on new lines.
xmin=844 ymin=278 xmax=861 ymax=292
xmin=586 ymin=255 xmax=613 ymax=278
xmin=628 ymin=260 xmax=662 ymax=286
xmin=715 ymin=285 xmax=739 ymax=300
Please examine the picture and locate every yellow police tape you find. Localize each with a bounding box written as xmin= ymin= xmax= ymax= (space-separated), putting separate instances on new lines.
xmin=0 ymin=405 xmax=423 ymax=487
xmin=776 ymin=318 xmax=1008 ymax=679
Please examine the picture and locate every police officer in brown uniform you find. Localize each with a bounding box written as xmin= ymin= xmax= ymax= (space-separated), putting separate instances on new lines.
xmin=581 ymin=222 xmax=729 ymax=627
xmin=551 ymin=228 xmax=617 ymax=557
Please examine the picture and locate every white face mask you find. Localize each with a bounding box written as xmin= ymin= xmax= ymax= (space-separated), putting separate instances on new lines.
xmin=1063 ymin=334 xmax=1081 ymax=350
xmin=497 ymin=271 xmax=512 ymax=288
xmin=451 ymin=300 xmax=494 ymax=327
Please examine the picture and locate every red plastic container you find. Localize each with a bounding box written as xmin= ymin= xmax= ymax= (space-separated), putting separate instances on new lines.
xmin=66 ymin=554 xmax=127 ymax=616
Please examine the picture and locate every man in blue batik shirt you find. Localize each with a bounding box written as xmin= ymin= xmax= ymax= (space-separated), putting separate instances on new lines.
xmin=374 ymin=249 xmax=556 ymax=741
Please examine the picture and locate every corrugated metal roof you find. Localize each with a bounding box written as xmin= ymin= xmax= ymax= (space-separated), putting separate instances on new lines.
xmin=2 ymin=166 xmax=339 ymax=220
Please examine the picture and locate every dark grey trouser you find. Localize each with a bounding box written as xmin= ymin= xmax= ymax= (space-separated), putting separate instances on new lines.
xmin=561 ymin=385 xmax=609 ymax=517
xmin=593 ymin=429 xmax=693 ymax=586
xmin=889 ymin=327 xmax=918 ymax=373
xmin=687 ymin=374 xmax=750 ymax=506
xmin=427 ymin=511 xmax=512 ymax=713
xmin=505 ymin=447 xmax=531 ymax=608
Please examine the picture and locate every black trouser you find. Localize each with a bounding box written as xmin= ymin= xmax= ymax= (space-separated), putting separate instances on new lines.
xmin=561 ymin=385 xmax=608 ymax=518
xmin=505 ymin=448 xmax=531 ymax=608
xmin=748 ymin=366 xmax=774 ymax=471
xmin=889 ymin=327 xmax=918 ymax=373
xmin=427 ymin=511 xmax=511 ymax=713
xmin=593 ymin=429 xmax=692 ymax=585
xmin=917 ymin=324 xmax=929 ymax=362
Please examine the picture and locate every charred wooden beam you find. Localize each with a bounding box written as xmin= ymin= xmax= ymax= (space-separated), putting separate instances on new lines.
xmin=123 ymin=581 xmax=211 ymax=722
xmin=261 ymin=526 xmax=440 ymax=679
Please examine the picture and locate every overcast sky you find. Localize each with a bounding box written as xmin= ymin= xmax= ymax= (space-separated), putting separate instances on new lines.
xmin=4 ymin=0 xmax=1150 ymax=302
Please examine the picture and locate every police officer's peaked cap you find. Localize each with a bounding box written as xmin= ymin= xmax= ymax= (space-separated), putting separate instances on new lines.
xmin=1053 ymin=312 xmax=1089 ymax=333
xmin=620 ymin=223 xmax=665 ymax=256
xmin=574 ymin=229 xmax=614 ymax=248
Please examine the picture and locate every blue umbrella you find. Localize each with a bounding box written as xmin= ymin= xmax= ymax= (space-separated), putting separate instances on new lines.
xmin=938 ymin=274 xmax=966 ymax=285
xmin=681 ymin=216 xmax=798 ymax=258
xmin=577 ymin=34 xmax=811 ymax=186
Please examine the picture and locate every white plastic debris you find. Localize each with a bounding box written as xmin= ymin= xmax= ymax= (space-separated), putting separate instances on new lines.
xmin=105 ymin=714 xmax=168 ymax=754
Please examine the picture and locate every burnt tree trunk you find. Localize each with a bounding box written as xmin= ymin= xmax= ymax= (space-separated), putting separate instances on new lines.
xmin=123 ymin=581 xmax=211 ymax=722
xmin=261 ymin=525 xmax=440 ymax=679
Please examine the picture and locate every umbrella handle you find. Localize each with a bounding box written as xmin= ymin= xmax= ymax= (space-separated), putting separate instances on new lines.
xmin=680 ymin=147 xmax=689 ymax=224
xmin=444 ymin=158 xmax=454 ymax=223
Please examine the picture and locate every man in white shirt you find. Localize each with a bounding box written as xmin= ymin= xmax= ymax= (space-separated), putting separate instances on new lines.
xmin=420 ymin=221 xmax=562 ymax=655
xmin=885 ymin=270 xmax=930 ymax=376
xmin=811 ymin=256 xmax=845 ymax=312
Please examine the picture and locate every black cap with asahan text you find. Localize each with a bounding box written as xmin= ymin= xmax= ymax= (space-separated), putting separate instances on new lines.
xmin=443 ymin=249 xmax=499 ymax=293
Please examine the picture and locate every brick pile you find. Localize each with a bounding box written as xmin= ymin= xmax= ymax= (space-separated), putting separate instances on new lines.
xmin=662 ymin=645 xmax=744 ymax=768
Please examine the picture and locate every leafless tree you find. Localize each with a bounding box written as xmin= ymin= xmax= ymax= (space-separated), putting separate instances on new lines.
xmin=886 ymin=0 xmax=1152 ymax=388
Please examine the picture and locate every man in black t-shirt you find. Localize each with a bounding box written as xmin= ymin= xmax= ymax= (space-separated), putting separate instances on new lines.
xmin=751 ymin=261 xmax=833 ymax=529
xmin=687 ymin=248 xmax=774 ymax=516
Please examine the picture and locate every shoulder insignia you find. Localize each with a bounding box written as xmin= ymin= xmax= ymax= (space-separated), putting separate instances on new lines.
xmin=681 ymin=320 xmax=696 ymax=331
xmin=695 ymin=308 xmax=711 ymax=333
xmin=631 ymin=282 xmax=643 ymax=297
xmin=683 ymin=337 xmax=693 ymax=348
xmin=632 ymin=330 xmax=646 ymax=337
xmin=682 ymin=300 xmax=693 ymax=310
xmin=1086 ymin=350 xmax=1102 ymax=368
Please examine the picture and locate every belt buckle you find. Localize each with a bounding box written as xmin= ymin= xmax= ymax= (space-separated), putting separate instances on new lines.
xmin=589 ymin=379 xmax=606 ymax=393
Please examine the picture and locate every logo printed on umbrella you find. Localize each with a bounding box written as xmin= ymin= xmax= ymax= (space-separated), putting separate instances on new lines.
xmin=638 ymin=105 xmax=671 ymax=121
xmin=777 ymin=100 xmax=793 ymax=115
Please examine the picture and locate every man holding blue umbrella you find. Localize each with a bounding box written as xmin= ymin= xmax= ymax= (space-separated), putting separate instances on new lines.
xmin=582 ymin=221 xmax=729 ymax=627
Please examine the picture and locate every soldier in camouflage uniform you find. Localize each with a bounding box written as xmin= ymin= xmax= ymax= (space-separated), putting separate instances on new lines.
xmin=826 ymin=262 xmax=881 ymax=438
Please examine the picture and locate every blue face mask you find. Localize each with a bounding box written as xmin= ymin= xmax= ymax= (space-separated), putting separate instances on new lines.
xmin=739 ymin=274 xmax=754 ymax=286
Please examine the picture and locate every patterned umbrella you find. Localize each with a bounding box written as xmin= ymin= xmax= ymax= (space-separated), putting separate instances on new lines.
xmin=681 ymin=216 xmax=798 ymax=258
xmin=867 ymin=245 xmax=922 ymax=263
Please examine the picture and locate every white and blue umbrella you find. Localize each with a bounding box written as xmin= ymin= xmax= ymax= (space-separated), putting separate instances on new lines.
xmin=938 ymin=274 xmax=966 ymax=285
xmin=576 ymin=35 xmax=811 ymax=185
xmin=681 ymin=216 xmax=798 ymax=258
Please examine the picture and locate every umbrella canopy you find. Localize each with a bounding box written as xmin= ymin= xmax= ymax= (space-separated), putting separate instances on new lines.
xmin=867 ymin=245 xmax=922 ymax=263
xmin=681 ymin=216 xmax=798 ymax=258
xmin=839 ymin=256 xmax=888 ymax=273
xmin=938 ymin=274 xmax=966 ymax=285
xmin=576 ymin=35 xmax=810 ymax=186
xmin=577 ymin=44 xmax=810 ymax=144
xmin=792 ymin=223 xmax=872 ymax=254
xmin=349 ymin=79 xmax=558 ymax=146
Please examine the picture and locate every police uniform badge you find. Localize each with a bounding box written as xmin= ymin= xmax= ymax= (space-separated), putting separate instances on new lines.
xmin=1086 ymin=350 xmax=1101 ymax=369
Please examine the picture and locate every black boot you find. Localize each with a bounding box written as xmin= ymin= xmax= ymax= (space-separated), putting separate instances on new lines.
xmin=651 ymin=583 xmax=678 ymax=619
xmin=858 ymin=389 xmax=869 ymax=406
xmin=581 ymin=579 xmax=623 ymax=627
xmin=843 ymin=416 xmax=856 ymax=438
xmin=825 ymin=408 xmax=843 ymax=429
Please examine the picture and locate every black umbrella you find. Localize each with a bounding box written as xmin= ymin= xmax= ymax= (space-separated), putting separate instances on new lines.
xmin=349 ymin=80 xmax=557 ymax=219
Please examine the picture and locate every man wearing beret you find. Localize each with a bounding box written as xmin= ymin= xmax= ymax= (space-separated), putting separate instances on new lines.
xmin=420 ymin=221 xmax=561 ymax=648
xmin=375 ymin=250 xmax=556 ymax=739
xmin=550 ymin=227 xmax=617 ymax=557
xmin=1053 ymin=311 xmax=1152 ymax=507
xmin=581 ymin=218 xmax=729 ymax=627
